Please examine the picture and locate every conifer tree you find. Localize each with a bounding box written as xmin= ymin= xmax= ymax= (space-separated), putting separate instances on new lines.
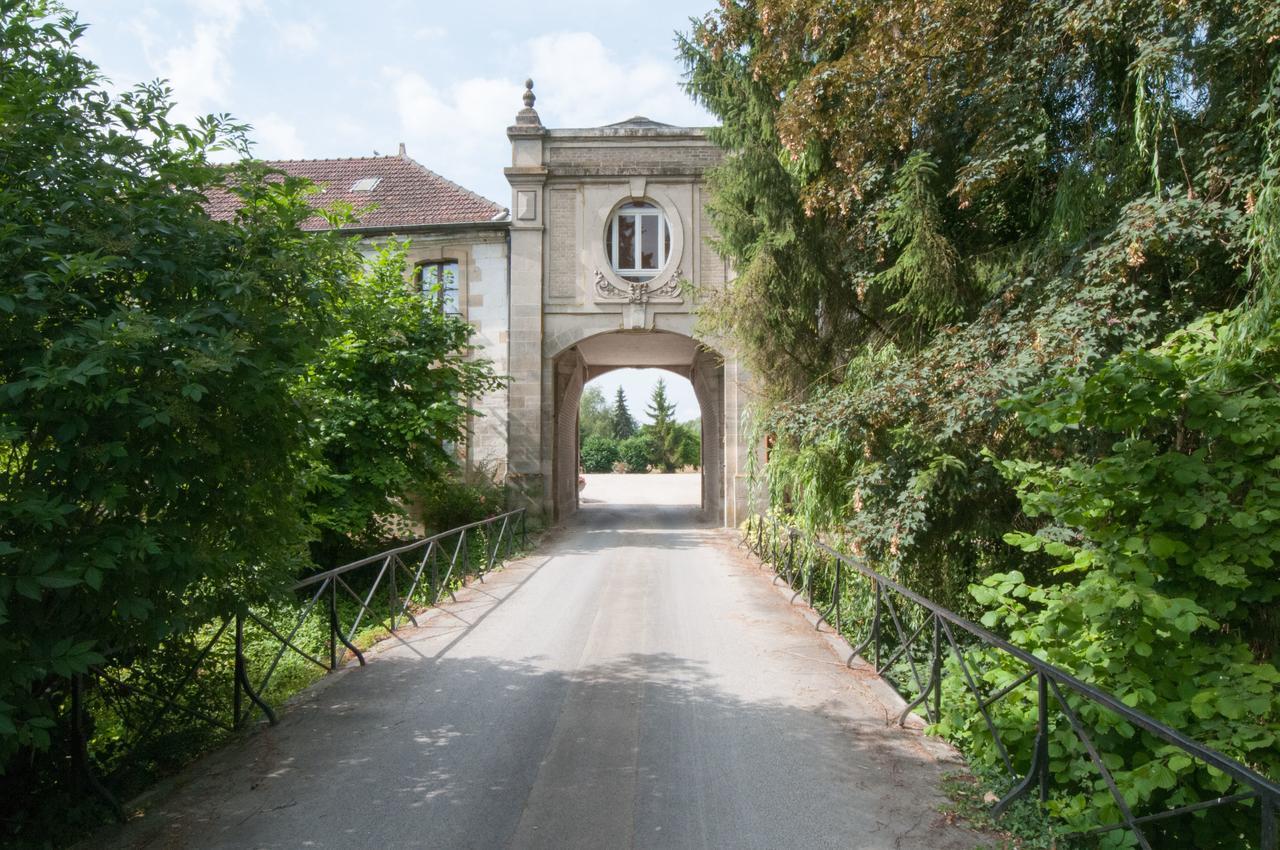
xmin=611 ymin=386 xmax=636 ymax=440
xmin=645 ymin=378 xmax=680 ymax=473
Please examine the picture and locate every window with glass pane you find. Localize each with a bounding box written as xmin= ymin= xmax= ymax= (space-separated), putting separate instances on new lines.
xmin=419 ymin=261 xmax=461 ymax=315
xmin=605 ymin=202 xmax=669 ymax=282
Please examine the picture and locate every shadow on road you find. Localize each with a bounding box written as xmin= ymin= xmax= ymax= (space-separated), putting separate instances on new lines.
xmin=104 ymin=650 xmax=975 ymax=850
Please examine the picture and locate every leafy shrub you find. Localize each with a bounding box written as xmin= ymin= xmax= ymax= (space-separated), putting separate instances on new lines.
xmin=416 ymin=474 xmax=507 ymax=535
xmin=298 ymin=239 xmax=503 ymax=553
xmin=675 ymin=421 xmax=701 ymax=469
xmin=938 ymin=314 xmax=1280 ymax=847
xmin=0 ymin=4 xmax=351 ymax=765
xmin=618 ymin=434 xmax=655 ymax=473
xmin=0 ymin=7 xmax=506 ymax=836
xmin=581 ymin=435 xmax=620 ymax=472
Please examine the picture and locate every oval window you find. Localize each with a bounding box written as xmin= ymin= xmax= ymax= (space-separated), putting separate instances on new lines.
xmin=604 ymin=201 xmax=671 ymax=282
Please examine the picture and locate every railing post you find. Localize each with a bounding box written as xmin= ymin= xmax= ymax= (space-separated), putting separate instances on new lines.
xmin=462 ymin=528 xmax=469 ymax=580
xmin=233 ymin=614 xmax=244 ymax=729
xmin=807 ymin=550 xmax=816 ymax=609
xmin=389 ymin=561 xmax=399 ymax=632
xmin=833 ymin=557 xmax=843 ymax=634
xmin=931 ymin=614 xmax=942 ymax=723
xmin=1262 ymin=796 xmax=1276 ymax=850
xmin=995 ymin=669 xmax=1052 ymax=816
xmin=785 ymin=530 xmax=796 ymax=585
xmin=1036 ymin=672 xmax=1050 ymax=805
xmin=70 ymin=673 xmax=121 ymax=818
xmin=328 ymin=580 xmax=338 ymax=671
xmin=431 ymin=544 xmax=440 ymax=601
xmin=520 ymin=510 xmax=528 ymax=548
xmin=872 ymin=581 xmax=882 ymax=671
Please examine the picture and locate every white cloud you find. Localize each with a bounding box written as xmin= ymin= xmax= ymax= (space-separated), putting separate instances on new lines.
xmin=414 ymin=25 xmax=447 ymax=41
xmin=384 ymin=68 xmax=516 ymax=203
xmin=250 ymin=112 xmax=307 ymax=159
xmin=383 ymin=30 xmax=709 ymax=203
xmin=277 ymin=20 xmax=319 ymax=53
xmin=140 ymin=0 xmax=258 ymax=118
xmin=527 ymin=32 xmax=706 ymax=128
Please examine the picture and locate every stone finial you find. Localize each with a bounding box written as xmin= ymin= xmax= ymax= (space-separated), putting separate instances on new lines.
xmin=514 ymin=77 xmax=542 ymax=127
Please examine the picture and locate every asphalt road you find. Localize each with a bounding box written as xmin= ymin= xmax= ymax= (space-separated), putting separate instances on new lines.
xmin=102 ymin=475 xmax=984 ymax=849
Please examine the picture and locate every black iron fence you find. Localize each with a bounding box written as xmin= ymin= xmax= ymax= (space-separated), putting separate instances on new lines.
xmin=73 ymin=508 xmax=527 ymax=813
xmin=744 ymin=515 xmax=1279 ymax=850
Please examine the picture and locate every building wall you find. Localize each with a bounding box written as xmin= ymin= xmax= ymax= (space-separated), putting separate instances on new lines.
xmin=505 ymin=118 xmax=751 ymax=525
xmin=361 ymin=227 xmax=511 ymax=481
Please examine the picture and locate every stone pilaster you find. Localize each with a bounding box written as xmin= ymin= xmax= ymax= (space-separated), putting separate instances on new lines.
xmin=505 ymin=81 xmax=549 ymax=514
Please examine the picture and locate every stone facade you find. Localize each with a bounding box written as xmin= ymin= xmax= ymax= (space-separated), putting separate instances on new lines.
xmin=224 ymin=84 xmax=759 ymax=527
xmin=502 ymin=83 xmax=754 ymax=526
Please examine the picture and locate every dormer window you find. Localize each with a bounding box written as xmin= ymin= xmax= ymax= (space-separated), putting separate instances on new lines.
xmin=605 ymin=201 xmax=671 ymax=282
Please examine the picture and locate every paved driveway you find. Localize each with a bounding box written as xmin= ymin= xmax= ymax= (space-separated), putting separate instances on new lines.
xmin=102 ymin=475 xmax=984 ymax=849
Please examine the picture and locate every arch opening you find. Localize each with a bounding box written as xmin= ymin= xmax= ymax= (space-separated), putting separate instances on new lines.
xmin=548 ymin=330 xmax=724 ymax=523
xmin=578 ymin=369 xmax=701 ymax=509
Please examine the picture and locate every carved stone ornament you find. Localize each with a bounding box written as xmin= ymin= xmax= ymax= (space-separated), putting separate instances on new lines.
xmin=594 ymin=268 xmax=684 ymax=304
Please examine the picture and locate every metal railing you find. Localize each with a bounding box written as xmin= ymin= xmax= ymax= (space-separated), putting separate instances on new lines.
xmin=744 ymin=515 xmax=1279 ymax=850
xmin=75 ymin=508 xmax=528 ymax=813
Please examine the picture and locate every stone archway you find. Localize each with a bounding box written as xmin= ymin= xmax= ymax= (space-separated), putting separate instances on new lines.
xmin=549 ymin=330 xmax=725 ymax=523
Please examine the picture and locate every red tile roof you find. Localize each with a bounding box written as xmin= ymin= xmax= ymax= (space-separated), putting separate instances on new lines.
xmin=204 ymin=153 xmax=507 ymax=231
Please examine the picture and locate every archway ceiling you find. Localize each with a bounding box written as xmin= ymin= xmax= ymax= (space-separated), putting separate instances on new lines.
xmin=575 ymin=331 xmax=700 ymax=377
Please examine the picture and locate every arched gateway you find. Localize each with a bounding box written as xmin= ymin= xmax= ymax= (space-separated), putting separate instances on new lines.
xmin=505 ymin=82 xmax=752 ymax=525
xmin=211 ymin=81 xmax=754 ymax=525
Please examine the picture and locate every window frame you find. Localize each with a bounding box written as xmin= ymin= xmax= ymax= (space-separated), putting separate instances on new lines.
xmin=417 ymin=259 xmax=462 ymax=316
xmin=607 ymin=202 xmax=671 ymax=281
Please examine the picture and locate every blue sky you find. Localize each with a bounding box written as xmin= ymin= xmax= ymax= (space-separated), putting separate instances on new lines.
xmin=71 ymin=0 xmax=710 ymax=422
xmin=72 ymin=0 xmax=714 ymax=205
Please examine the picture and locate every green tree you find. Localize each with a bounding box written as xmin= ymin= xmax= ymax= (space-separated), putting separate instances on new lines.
xmin=675 ymin=419 xmax=701 ymax=469
xmin=0 ymin=2 xmax=352 ymax=763
xmin=682 ymin=0 xmax=1280 ymax=604
xmin=955 ymin=312 xmax=1280 ymax=844
xmin=682 ymin=0 xmax=1280 ymax=841
xmin=580 ymin=435 xmax=621 ymax=473
xmin=298 ymin=240 xmax=503 ymax=556
xmin=578 ymin=385 xmax=613 ymax=444
xmin=644 ymin=378 xmax=681 ymax=473
xmin=611 ymin=386 xmax=636 ymax=439
xmin=617 ymin=434 xmax=654 ymax=473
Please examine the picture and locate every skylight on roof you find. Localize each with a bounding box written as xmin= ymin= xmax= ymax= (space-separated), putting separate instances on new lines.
xmin=351 ymin=177 xmax=381 ymax=191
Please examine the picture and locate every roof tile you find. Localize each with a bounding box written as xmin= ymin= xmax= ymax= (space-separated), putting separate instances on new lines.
xmin=204 ymin=153 xmax=507 ymax=230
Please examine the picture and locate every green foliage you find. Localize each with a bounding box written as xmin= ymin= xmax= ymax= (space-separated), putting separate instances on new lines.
xmin=0 ymin=7 xmax=504 ymax=838
xmin=617 ymin=434 xmax=655 ymax=474
xmin=676 ymin=419 xmax=701 ymax=468
xmin=643 ymin=378 xmax=681 ymax=472
xmin=687 ymin=0 xmax=1280 ymax=842
xmin=0 ymin=1 xmax=346 ymax=766
xmin=578 ymin=385 xmax=614 ymax=444
xmin=940 ymin=770 xmax=1071 ymax=850
xmin=580 ymin=435 xmax=621 ymax=473
xmin=298 ymin=239 xmax=503 ymax=552
xmin=611 ymin=386 xmax=637 ymax=439
xmin=414 ymin=472 xmax=508 ymax=536
xmin=946 ymin=314 xmax=1280 ymax=845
